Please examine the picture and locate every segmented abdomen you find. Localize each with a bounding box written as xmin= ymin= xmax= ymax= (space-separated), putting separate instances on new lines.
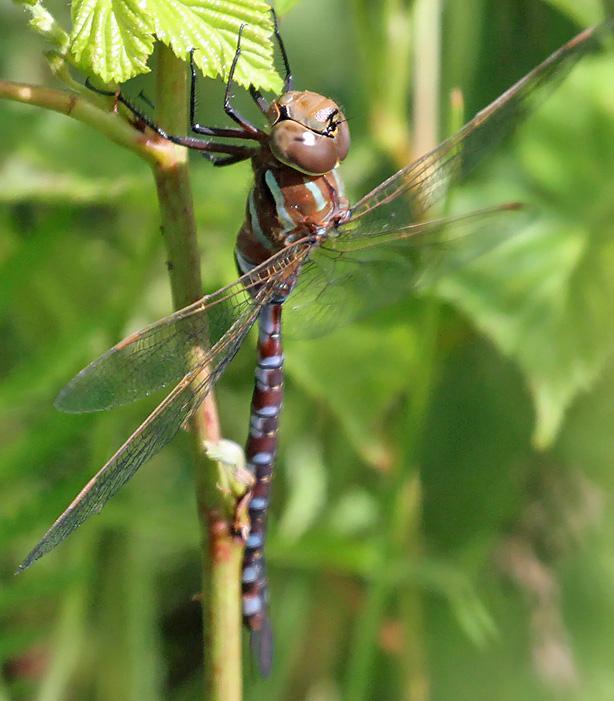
xmin=241 ymin=302 xmax=284 ymax=675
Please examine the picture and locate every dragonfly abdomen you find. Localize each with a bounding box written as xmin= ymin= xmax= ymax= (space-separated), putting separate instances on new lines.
xmin=242 ymin=302 xmax=284 ymax=675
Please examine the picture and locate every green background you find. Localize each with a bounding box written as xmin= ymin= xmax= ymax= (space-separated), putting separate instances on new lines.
xmin=1 ymin=0 xmax=614 ymax=699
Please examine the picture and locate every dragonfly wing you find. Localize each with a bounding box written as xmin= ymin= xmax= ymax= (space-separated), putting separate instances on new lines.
xmin=18 ymin=286 xmax=269 ymax=571
xmin=20 ymin=245 xmax=312 ymax=570
xmin=285 ymin=204 xmax=526 ymax=338
xmin=346 ymin=22 xmax=609 ymax=235
xmin=56 ymin=244 xmax=310 ymax=413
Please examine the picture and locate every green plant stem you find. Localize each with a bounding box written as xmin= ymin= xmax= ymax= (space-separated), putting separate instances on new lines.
xmin=152 ymin=45 xmax=243 ymax=701
xmin=35 ymin=562 xmax=88 ymax=701
xmin=0 ymin=79 xmax=172 ymax=166
xmin=395 ymin=3 xmax=442 ymax=699
xmin=350 ymin=0 xmax=412 ymax=163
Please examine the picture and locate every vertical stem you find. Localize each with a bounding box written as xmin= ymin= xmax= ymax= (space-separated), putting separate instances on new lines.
xmin=398 ymin=3 xmax=442 ymax=698
xmin=345 ymin=2 xmax=442 ymax=698
xmin=344 ymin=538 xmax=392 ymax=701
xmin=396 ymin=301 xmax=441 ymax=701
xmin=152 ymin=45 xmax=243 ymax=701
xmin=35 ymin=546 xmax=89 ymax=701
xmin=412 ymin=0 xmax=442 ymax=160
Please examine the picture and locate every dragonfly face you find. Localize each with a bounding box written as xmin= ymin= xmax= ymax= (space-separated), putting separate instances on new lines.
xmin=267 ymin=91 xmax=350 ymax=175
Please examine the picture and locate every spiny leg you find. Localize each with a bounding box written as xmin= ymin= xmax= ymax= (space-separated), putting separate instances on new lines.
xmin=249 ymin=9 xmax=293 ymax=115
xmin=202 ymin=151 xmax=255 ymax=167
xmin=84 ymin=78 xmax=258 ymax=158
xmin=188 ymin=49 xmax=263 ymax=140
xmin=271 ymin=8 xmax=293 ymax=92
xmin=250 ymin=85 xmax=270 ymax=115
xmin=223 ymin=24 xmax=264 ymax=134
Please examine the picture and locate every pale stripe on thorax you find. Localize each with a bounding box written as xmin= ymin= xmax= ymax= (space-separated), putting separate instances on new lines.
xmin=264 ymin=170 xmax=296 ymax=233
xmin=249 ymin=189 xmax=275 ymax=251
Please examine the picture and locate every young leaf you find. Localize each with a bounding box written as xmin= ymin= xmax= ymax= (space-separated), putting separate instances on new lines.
xmin=17 ymin=0 xmax=70 ymax=52
xmin=69 ymin=0 xmax=282 ymax=90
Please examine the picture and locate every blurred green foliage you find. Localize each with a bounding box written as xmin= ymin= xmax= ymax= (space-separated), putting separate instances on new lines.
xmin=1 ymin=0 xmax=614 ymax=699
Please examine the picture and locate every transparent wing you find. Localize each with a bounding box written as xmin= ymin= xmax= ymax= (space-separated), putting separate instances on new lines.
xmin=18 ymin=272 xmax=299 ymax=572
xmin=285 ymin=204 xmax=525 ymax=338
xmin=284 ymin=21 xmax=611 ymax=338
xmin=56 ymin=242 xmax=310 ymax=413
xmin=344 ymin=22 xmax=608 ymax=237
xmin=19 ymin=246 xmax=312 ymax=570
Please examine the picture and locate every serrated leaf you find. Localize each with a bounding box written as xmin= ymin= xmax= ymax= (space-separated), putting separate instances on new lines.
xmin=150 ymin=0 xmax=282 ymax=92
xmin=438 ymin=58 xmax=614 ymax=448
xmin=69 ymin=0 xmax=282 ymax=90
xmin=70 ymin=0 xmax=156 ymax=82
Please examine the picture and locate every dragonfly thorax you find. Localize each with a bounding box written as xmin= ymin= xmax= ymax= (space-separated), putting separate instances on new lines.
xmin=267 ymin=91 xmax=350 ymax=175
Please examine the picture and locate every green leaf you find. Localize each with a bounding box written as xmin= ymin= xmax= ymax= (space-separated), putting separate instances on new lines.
xmin=274 ymin=0 xmax=301 ymax=14
xmin=438 ymin=58 xmax=614 ymax=448
xmin=277 ymin=439 xmax=327 ymax=541
xmin=539 ymin=0 xmax=605 ymax=27
xmin=69 ymin=0 xmax=282 ymax=90
xmin=286 ymin=323 xmax=417 ymax=466
xmin=70 ymin=0 xmax=155 ymax=82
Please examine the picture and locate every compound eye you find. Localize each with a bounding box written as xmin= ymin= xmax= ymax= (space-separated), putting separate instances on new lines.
xmin=334 ymin=119 xmax=350 ymax=162
xmin=270 ymin=121 xmax=338 ymax=175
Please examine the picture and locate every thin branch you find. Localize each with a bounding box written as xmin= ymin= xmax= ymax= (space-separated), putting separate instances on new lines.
xmin=0 ymin=79 xmax=176 ymax=167
xmin=152 ymin=44 xmax=243 ymax=701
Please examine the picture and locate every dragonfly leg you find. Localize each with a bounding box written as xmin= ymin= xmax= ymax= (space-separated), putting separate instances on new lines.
xmin=249 ymin=85 xmax=270 ymax=115
xmin=201 ymin=151 xmax=255 ymax=167
xmin=271 ymin=8 xmax=293 ymax=93
xmin=85 ymin=78 xmax=258 ymax=157
xmin=247 ymin=10 xmax=292 ymax=115
xmin=188 ymin=49 xmax=264 ymax=141
xmin=222 ymin=24 xmax=265 ymax=136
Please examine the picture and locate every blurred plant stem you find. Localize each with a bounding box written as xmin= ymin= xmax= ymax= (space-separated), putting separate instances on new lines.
xmin=34 ymin=549 xmax=88 ymax=701
xmin=152 ymin=45 xmax=242 ymax=701
xmin=345 ymin=2 xmax=442 ymax=698
xmin=0 ymin=676 xmax=9 ymax=701
xmin=349 ymin=0 xmax=413 ymax=164
xmin=0 ymin=79 xmax=174 ymax=167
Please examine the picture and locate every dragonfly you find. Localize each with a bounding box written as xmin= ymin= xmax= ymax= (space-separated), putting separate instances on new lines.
xmin=19 ymin=15 xmax=612 ymax=675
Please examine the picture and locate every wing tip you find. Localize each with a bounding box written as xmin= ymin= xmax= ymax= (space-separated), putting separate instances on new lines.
xmin=15 ymin=547 xmax=41 ymax=575
xmin=54 ymin=382 xmax=112 ymax=413
xmin=54 ymin=389 xmax=77 ymax=413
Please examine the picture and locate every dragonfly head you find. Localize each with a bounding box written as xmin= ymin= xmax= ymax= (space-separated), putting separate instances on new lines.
xmin=267 ymin=91 xmax=350 ymax=175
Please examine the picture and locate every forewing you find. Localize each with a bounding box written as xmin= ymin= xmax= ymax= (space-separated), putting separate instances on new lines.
xmin=20 ymin=245 xmax=312 ymax=570
xmin=18 ymin=283 xmax=274 ymax=571
xmin=285 ymin=205 xmax=525 ymax=338
xmin=346 ymin=22 xmax=609 ymax=236
xmin=56 ymin=243 xmax=310 ymax=413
